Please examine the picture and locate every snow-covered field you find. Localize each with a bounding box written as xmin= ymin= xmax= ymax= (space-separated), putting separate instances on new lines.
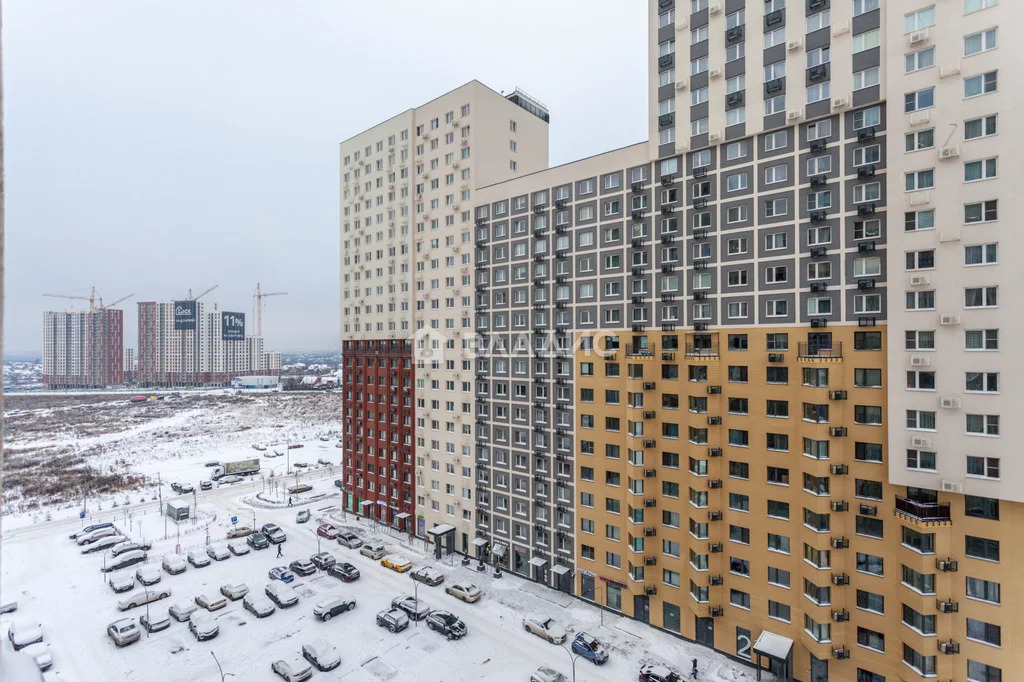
xmin=1 ymin=393 xmax=770 ymax=682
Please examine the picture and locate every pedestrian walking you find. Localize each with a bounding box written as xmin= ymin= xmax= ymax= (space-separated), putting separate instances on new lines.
xmin=288 ymin=496 xmax=293 ymax=507
xmin=276 ymin=544 xmax=283 ymax=558
xmin=691 ymin=658 xmax=698 ymax=679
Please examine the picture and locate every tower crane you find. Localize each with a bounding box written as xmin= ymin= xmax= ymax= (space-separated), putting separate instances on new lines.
xmin=100 ymin=293 xmax=134 ymax=309
xmin=44 ymin=287 xmax=100 ymax=311
xmin=253 ymin=283 xmax=287 ymax=337
xmin=186 ymin=284 xmax=219 ymax=301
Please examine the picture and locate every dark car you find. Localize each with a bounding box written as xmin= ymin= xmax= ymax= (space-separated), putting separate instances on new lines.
xmin=639 ymin=664 xmax=683 ymax=682
xmin=425 ymin=610 xmax=467 ymax=640
xmin=200 ymin=480 xmax=213 ymax=491
xmin=289 ymin=560 xmax=317 ymax=577
xmin=333 ymin=479 xmax=343 ymax=489
xmin=392 ymin=596 xmax=431 ymax=621
xmin=247 ymin=532 xmax=270 ymax=550
xmin=571 ymin=632 xmax=609 ymax=665
xmin=69 ymin=522 xmax=114 ymax=540
xmin=204 ymin=461 xmax=220 ymax=467
xmin=327 ymin=562 xmax=360 ymax=582
xmin=310 ymin=552 xmax=337 ymax=571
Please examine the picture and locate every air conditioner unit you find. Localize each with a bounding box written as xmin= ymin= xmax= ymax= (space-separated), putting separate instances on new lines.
xmin=911 ymin=436 xmax=932 ymax=448
xmin=940 ymin=396 xmax=961 ymax=409
xmin=709 ymin=448 xmax=722 ymax=457
xmin=829 ymin=390 xmax=847 ymax=401
xmin=910 ymin=111 xmax=932 ymax=127
xmin=831 ymin=96 xmax=850 ymax=109
xmin=936 ymin=559 xmax=958 ymax=572
xmin=909 ymin=30 xmax=930 ymax=45
xmin=786 ymin=110 xmax=802 ymax=122
xmin=708 ymin=68 xmax=722 ymax=80
xmin=708 ymin=385 xmax=722 ymax=395
xmin=939 ymin=314 xmax=960 ymax=326
xmin=940 ymin=480 xmax=962 ymax=494
xmin=787 ymin=39 xmax=803 ymax=52
xmin=708 ymin=131 xmax=722 ymax=143
xmin=936 ymin=600 xmax=958 ymax=614
xmin=831 ymin=609 xmax=850 ymax=622
xmin=938 ymin=146 xmax=960 ymax=160
xmin=939 ymin=64 xmax=961 ymax=78
xmin=708 ymin=3 xmax=722 ymax=14
xmin=768 ymin=353 xmax=784 ymax=363
xmin=910 ymin=355 xmax=931 ymax=367
xmin=909 ymin=275 xmax=930 ymax=287
xmin=675 ymin=79 xmax=688 ymax=91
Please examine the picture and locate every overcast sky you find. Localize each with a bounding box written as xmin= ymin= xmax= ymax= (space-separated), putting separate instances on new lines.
xmin=5 ymin=1 xmax=647 ymax=356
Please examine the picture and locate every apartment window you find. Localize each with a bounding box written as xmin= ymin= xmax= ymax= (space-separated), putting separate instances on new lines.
xmin=906 ymin=409 xmax=936 ymax=430
xmin=691 ymin=56 xmax=708 ymax=76
xmin=853 ymin=107 xmax=881 ymax=130
xmin=966 ymin=576 xmax=1000 ymax=604
xmin=904 ymin=88 xmax=934 ymax=112
xmin=853 ymin=67 xmax=880 ymax=91
xmin=964 ymin=286 xmax=997 ymax=308
xmin=764 ymin=130 xmax=787 ymax=152
xmin=765 ymin=198 xmax=788 ymax=217
xmin=965 ymin=328 xmax=998 ymax=350
xmin=767 ymin=533 xmax=790 ymax=554
xmin=854 ymin=182 xmax=881 ymax=203
xmin=965 ymin=158 xmax=997 ymax=182
xmin=764 ymin=165 xmax=787 ymax=185
xmin=906 ymin=249 xmax=934 ymax=270
xmin=807 ymin=10 xmax=829 ymax=33
xmin=965 ymin=535 xmax=999 ymax=562
xmin=726 ymin=172 xmax=748 ymax=192
xmin=905 ymin=330 xmax=935 ymax=350
xmin=691 ymin=25 xmax=708 ymax=45
xmin=965 ymin=115 xmax=997 ymax=140
xmin=905 ymin=290 xmax=935 ymax=310
xmin=764 ymin=94 xmax=785 ymax=116
xmin=853 ymin=0 xmax=879 ymax=15
xmin=807 ymin=190 xmax=831 ymax=210
xmin=905 ymin=7 xmax=934 ymax=33
xmin=659 ymin=39 xmax=675 ymax=58
xmin=726 ymin=42 xmax=745 ymax=63
xmin=806 ymin=83 xmax=830 ymax=104
xmin=905 ymin=129 xmax=934 ymax=152
xmin=905 ymin=47 xmax=934 ymax=73
xmin=964 ymin=28 xmax=997 ymax=56
xmin=807 ymin=47 xmax=830 ymax=69
xmin=856 ymin=552 xmax=883 ymax=576
xmin=764 ymin=27 xmax=786 ymax=49
xmin=691 ymin=118 xmax=709 ymax=136
xmin=804 ymin=615 xmax=830 ymax=643
xmin=964 ymin=243 xmax=997 ymax=266
xmin=854 ymin=220 xmax=879 ymax=241
xmin=659 ymin=9 xmax=674 ymax=27
xmin=905 ymin=209 xmax=934 ymax=231
xmin=658 ymin=69 xmax=675 ymax=88
xmin=965 ymin=71 xmax=997 ymax=98
xmin=964 ymin=0 xmax=996 ymax=12
xmin=967 ymin=661 xmax=1002 ymax=682
xmin=965 ymin=413 xmax=999 ymax=435
xmin=906 ymin=371 xmax=935 ymax=391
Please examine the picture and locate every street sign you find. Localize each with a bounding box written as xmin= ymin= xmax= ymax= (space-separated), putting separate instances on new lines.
xmin=230 ymin=516 xmax=238 ymax=524
xmin=80 ymin=511 xmax=86 ymax=519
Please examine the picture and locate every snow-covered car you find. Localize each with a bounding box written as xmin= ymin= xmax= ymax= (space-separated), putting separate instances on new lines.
xmin=522 ymin=616 xmax=568 ymax=644
xmin=381 ymin=555 xmax=413 ymax=573
xmin=318 ymin=436 xmax=329 ymax=442
xmin=76 ymin=526 xmax=118 ymax=545
xmin=220 ymin=583 xmax=249 ymax=601
xmin=261 ymin=523 xmax=287 ymax=544
xmin=139 ymin=612 xmax=171 ymax=633
xmin=268 ymin=566 xmax=295 ymax=583
xmin=217 ymin=475 xmax=244 ymax=485
xmin=206 ymin=543 xmax=230 ymax=561
xmin=171 ymin=483 xmax=194 ymax=494
xmin=195 ymin=593 xmax=228 ymax=611
xmin=187 ymin=550 xmax=211 ymax=568
xmin=336 ymin=532 xmax=362 ymax=549
xmin=204 ymin=461 xmax=220 ymax=467
xmin=8 ymin=620 xmax=44 ymax=650
xmin=243 ymin=593 xmax=276 ymax=618
xmin=390 ymin=595 xmax=431 ymax=621
xmin=106 ymin=618 xmax=140 ymax=647
xmin=359 ymin=542 xmax=386 ymax=560
xmin=102 ymin=550 xmax=147 ymax=572
xmin=425 ymin=610 xmax=467 ymax=640
xmin=313 ymin=596 xmax=356 ymax=621
xmin=265 ymin=582 xmax=299 ymax=608
xmin=162 ymin=555 xmax=187 ymax=575
xmin=200 ymin=480 xmax=213 ymax=491
xmin=288 ymin=559 xmax=317 ymax=576
xmin=310 ymin=552 xmax=336 ymax=571
xmin=571 ymin=632 xmax=608 ymax=664
xmin=228 ymin=540 xmax=250 ymax=556
xmin=328 ymin=562 xmax=360 ymax=582
xmin=80 ymin=535 xmax=126 ymax=554
xmin=22 ymin=641 xmax=53 ymax=671
xmin=317 ymin=458 xmax=332 ymax=466
xmin=316 ymin=523 xmax=338 ymax=539
xmin=188 ymin=612 xmax=219 ymax=641
xmin=168 ymin=600 xmax=198 ymax=622
xmin=296 ymin=510 xmax=311 ymax=524
xmin=271 ymin=656 xmax=313 ymax=682
xmin=302 ymin=638 xmax=341 ymax=672
xmin=226 ymin=525 xmax=253 ymax=539
xmin=247 ymin=532 xmax=270 ymax=550
xmin=411 ymin=566 xmax=445 ymax=586
xmin=108 ymin=573 xmax=135 ymax=593
xmin=445 ymin=582 xmax=482 ymax=603
xmin=111 ymin=542 xmax=149 ymax=558
xmin=117 ymin=587 xmax=171 ymax=611
xmin=639 ymin=664 xmax=683 ymax=682
xmin=293 ymin=462 xmax=309 ymax=468
xmin=135 ymin=565 xmax=162 ymax=586
xmin=530 ymin=666 xmax=570 ymax=682
xmin=375 ymin=608 xmax=409 ymax=633
xmin=70 ymin=522 xmax=113 ymax=540
xmin=253 ymin=443 xmax=267 ymax=451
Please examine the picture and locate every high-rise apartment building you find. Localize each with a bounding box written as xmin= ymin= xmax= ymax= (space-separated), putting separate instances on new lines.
xmin=339 ymin=81 xmax=550 ymax=543
xmin=42 ymin=308 xmax=124 ymax=388
xmin=347 ymin=2 xmax=1021 ymax=679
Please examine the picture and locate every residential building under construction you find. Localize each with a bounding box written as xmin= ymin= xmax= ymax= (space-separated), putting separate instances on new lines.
xmin=41 ymin=308 xmax=124 ymax=389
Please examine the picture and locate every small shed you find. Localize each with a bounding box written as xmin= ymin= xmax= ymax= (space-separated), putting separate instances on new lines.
xmin=165 ymin=499 xmax=190 ymax=521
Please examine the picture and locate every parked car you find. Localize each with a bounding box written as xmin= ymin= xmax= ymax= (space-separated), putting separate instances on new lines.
xmin=522 ymin=616 xmax=568 ymax=644
xmin=265 ymin=582 xmax=299 ymax=608
xmin=102 ymin=550 xmax=148 ymax=572
xmin=247 ymin=532 xmax=270 ymax=550
xmin=411 ymin=566 xmax=445 ymax=586
xmin=70 ymin=522 xmax=113 ymax=540
xmin=316 ymin=523 xmax=338 ymax=539
xmin=639 ymin=664 xmax=683 ymax=682
xmin=261 ymin=523 xmax=287 ymax=544
xmin=293 ymin=462 xmax=308 ymax=468
xmin=118 ymin=587 xmax=171 ymax=611
xmin=571 ymin=632 xmax=609 ymax=664
xmin=108 ymin=573 xmax=135 ymax=593
xmin=243 ymin=593 xmax=276 ymax=618
xmin=171 ymin=483 xmax=194 ymax=494
xmin=359 ymin=542 xmax=386 ymax=560
xmin=425 ymin=610 xmax=467 ymax=640
xmin=271 ymin=657 xmax=313 ymax=682
xmin=187 ymin=550 xmax=211 ymax=568
xmin=162 ymin=555 xmax=187 ymax=575
xmin=333 ymin=479 xmax=344 ymax=488
xmin=327 ymin=562 xmax=360 ymax=582
xmin=296 ymin=510 xmax=311 ymax=524
xmin=381 ymin=555 xmax=413 ymax=573
xmin=530 ymin=666 xmax=570 ymax=682
xmin=318 ymin=436 xmax=329 ymax=442
xmin=268 ymin=566 xmax=295 ymax=583
xmin=206 ymin=544 xmax=230 ymax=561
xmin=135 ymin=565 xmax=162 ymax=586
xmin=317 ymin=458 xmax=331 ymax=466
xmin=302 ymin=638 xmax=341 ymax=672
xmin=107 ymin=618 xmax=140 ymax=647
xmin=8 ymin=620 xmax=44 ymax=650
xmin=228 ymin=540 xmax=250 ymax=556
xmin=81 ymin=535 xmax=126 ymax=554
xmin=200 ymin=480 xmax=213 ymax=491
xmin=336 ymin=532 xmax=362 ymax=549
xmin=289 ymin=559 xmax=317 ymax=577
xmin=226 ymin=525 xmax=253 ymax=539
xmin=168 ymin=600 xmax=198 ymax=622
xmin=220 ymin=583 xmax=249 ymax=601
xmin=111 ymin=542 xmax=147 ymax=558
xmin=391 ymin=595 xmax=431 ymax=621
xmin=188 ymin=612 xmax=219 ymax=641
xmin=313 ymin=596 xmax=356 ymax=621
xmin=204 ymin=461 xmax=220 ymax=467
xmin=195 ymin=593 xmax=228 ymax=612
xmin=375 ymin=608 xmax=409 ymax=633
xmin=310 ymin=552 xmax=337 ymax=571
xmin=76 ymin=526 xmax=118 ymax=545
xmin=22 ymin=641 xmax=53 ymax=671
xmin=445 ymin=582 xmax=482 ymax=603
xmin=139 ymin=612 xmax=171 ymax=634
xmin=217 ymin=475 xmax=244 ymax=485
xmin=252 ymin=443 xmax=267 ymax=451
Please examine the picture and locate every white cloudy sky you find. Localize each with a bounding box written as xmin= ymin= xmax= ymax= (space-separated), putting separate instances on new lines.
xmin=4 ymin=0 xmax=647 ymax=355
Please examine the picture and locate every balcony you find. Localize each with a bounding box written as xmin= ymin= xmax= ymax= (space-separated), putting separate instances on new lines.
xmin=685 ymin=342 xmax=719 ymax=357
xmin=797 ymin=342 xmax=843 ymax=360
xmin=625 ymin=343 xmax=656 ymax=357
xmin=895 ymin=497 xmax=952 ymax=526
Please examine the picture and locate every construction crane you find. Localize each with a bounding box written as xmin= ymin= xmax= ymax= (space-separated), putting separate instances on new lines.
xmin=186 ymin=284 xmax=219 ymax=301
xmin=44 ymin=287 xmax=100 ymax=312
xmin=100 ymin=293 xmax=134 ymax=309
xmin=253 ymin=283 xmax=287 ymax=337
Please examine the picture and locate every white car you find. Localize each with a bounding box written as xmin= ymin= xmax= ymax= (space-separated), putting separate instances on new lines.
xmin=168 ymin=600 xmax=198 ymax=622
xmin=188 ymin=612 xmax=219 ymax=641
xmin=21 ymin=642 xmax=52 ymax=671
xmin=206 ymin=544 xmax=230 ymax=561
xmin=220 ymin=583 xmax=249 ymax=601
xmin=272 ymin=657 xmax=313 ymax=681
xmin=187 ymin=550 xmax=211 ymax=568
xmin=108 ymin=573 xmax=135 ymax=593
xmin=445 ymin=582 xmax=482 ymax=603
xmin=530 ymin=667 xmax=570 ymax=682
xmin=265 ymin=582 xmax=299 ymax=608
xmin=162 ymin=555 xmax=187 ymax=575
xmin=136 ymin=565 xmax=162 ymax=586
xmin=76 ymin=527 xmax=117 ymax=545
xmin=522 ymin=616 xmax=568 ymax=644
xmin=243 ymin=593 xmax=276 ymax=618
xmin=302 ymin=638 xmax=341 ymax=672
xmin=228 ymin=540 xmax=250 ymax=556
xmin=195 ymin=593 xmax=228 ymax=611
xmin=118 ymin=588 xmax=171 ymax=611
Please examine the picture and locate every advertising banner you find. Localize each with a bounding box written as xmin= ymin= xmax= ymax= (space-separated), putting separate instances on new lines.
xmin=221 ymin=311 xmax=245 ymax=340
xmin=173 ymin=300 xmax=197 ymax=330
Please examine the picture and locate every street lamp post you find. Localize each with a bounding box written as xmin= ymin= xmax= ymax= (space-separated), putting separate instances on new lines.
xmin=211 ymin=652 xmax=234 ymax=681
xmin=311 ymin=528 xmax=321 ymax=554
xmin=143 ymin=583 xmax=151 ymax=638
xmin=413 ymin=578 xmax=419 ymax=628
xmin=559 ymin=643 xmax=581 ymax=682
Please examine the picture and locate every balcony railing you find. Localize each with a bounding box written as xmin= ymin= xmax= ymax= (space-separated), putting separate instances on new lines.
xmin=895 ymin=497 xmax=951 ymax=525
xmin=798 ymin=342 xmax=843 ymax=359
xmin=685 ymin=343 xmax=719 ymax=357
xmin=625 ymin=343 xmax=656 ymax=357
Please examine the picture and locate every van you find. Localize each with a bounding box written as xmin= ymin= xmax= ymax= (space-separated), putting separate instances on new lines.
xmin=359 ymin=542 xmax=387 ymax=560
xmin=103 ymin=550 xmax=147 ymax=573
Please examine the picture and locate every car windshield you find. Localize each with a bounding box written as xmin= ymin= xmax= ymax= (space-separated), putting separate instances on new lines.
xmin=441 ymin=614 xmax=458 ymax=625
xmin=543 ymin=619 xmax=554 ymax=628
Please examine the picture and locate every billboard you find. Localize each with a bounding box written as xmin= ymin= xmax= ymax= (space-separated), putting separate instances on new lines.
xmin=173 ymin=300 xmax=197 ymax=330
xmin=221 ymin=312 xmax=245 ymax=340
